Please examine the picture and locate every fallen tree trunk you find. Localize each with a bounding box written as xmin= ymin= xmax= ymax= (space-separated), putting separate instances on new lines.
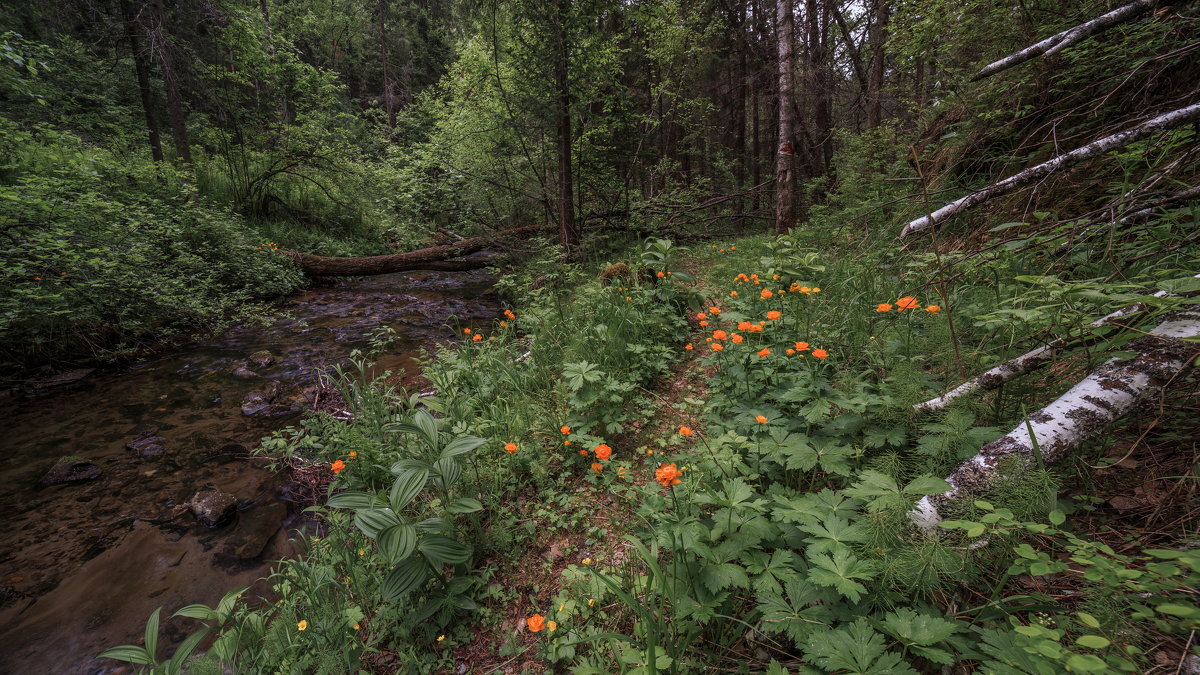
xmin=899 ymin=103 xmax=1200 ymax=239
xmin=911 ymin=304 xmax=1200 ymax=532
xmin=284 ymin=224 xmax=545 ymax=277
xmin=971 ymin=0 xmax=1161 ymax=81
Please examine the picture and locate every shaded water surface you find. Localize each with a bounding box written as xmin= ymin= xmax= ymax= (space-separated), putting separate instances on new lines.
xmin=0 ymin=270 xmax=500 ymax=674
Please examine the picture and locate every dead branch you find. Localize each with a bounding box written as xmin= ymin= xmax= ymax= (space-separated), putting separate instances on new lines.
xmin=912 ymin=304 xmax=1200 ymax=532
xmin=970 ymin=0 xmax=1162 ymax=81
xmin=899 ymin=103 xmax=1200 ymax=239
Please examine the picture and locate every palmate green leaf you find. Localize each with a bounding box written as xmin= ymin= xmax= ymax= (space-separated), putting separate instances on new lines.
xmin=757 ymin=579 xmax=834 ymax=646
xmin=864 ymin=424 xmax=908 ymax=449
xmin=745 ymin=549 xmax=800 ymax=598
xmin=700 ymin=562 xmax=750 ymax=592
xmin=800 ymin=515 xmax=867 ymax=555
xmin=805 ymin=619 xmax=918 ymax=675
xmin=878 ymin=607 xmax=962 ymax=647
xmin=807 ymin=548 xmax=877 ymax=603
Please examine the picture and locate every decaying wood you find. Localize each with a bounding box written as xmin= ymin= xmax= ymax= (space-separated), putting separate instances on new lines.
xmin=911 ymin=288 xmax=1187 ymax=414
xmin=899 ymin=103 xmax=1200 ymax=239
xmin=971 ymin=0 xmax=1161 ymax=81
xmin=911 ymin=304 xmax=1200 ymax=532
xmin=285 ymin=223 xmax=545 ymax=277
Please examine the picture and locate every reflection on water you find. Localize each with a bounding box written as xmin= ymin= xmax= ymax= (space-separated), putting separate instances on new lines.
xmin=0 ymin=269 xmax=500 ymax=674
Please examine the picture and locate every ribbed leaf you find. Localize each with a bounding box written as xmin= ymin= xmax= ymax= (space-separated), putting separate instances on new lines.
xmin=440 ymin=435 xmax=486 ymax=459
xmin=172 ymin=604 xmax=217 ymax=621
xmin=420 ymin=535 xmax=472 ymax=565
xmin=446 ymin=497 xmax=483 ymax=514
xmin=144 ymin=607 xmax=161 ymax=663
xmin=390 ymin=459 xmax=431 ymax=475
xmin=381 ymin=558 xmax=429 ymax=602
xmin=354 ymin=508 xmax=402 ymax=538
xmin=433 ymin=457 xmax=461 ymax=490
xmin=97 ymin=645 xmax=154 ymax=666
xmin=216 ymin=586 xmax=250 ymax=618
xmin=415 ymin=517 xmax=446 ymax=532
xmin=167 ymin=628 xmax=211 ymax=669
xmin=326 ymin=491 xmax=379 ymax=510
xmin=389 ymin=469 xmax=429 ymax=512
xmin=413 ymin=410 xmax=440 ymax=449
xmin=378 ymin=524 xmax=417 ymax=564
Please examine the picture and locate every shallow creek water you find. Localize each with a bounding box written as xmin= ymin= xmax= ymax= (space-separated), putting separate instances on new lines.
xmin=0 ymin=269 xmax=500 ymax=674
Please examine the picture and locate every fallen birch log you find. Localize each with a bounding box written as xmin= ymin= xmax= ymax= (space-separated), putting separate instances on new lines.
xmin=913 ymin=274 xmax=1200 ymax=414
xmin=911 ymin=304 xmax=1200 ymax=532
xmin=971 ymin=0 xmax=1161 ymax=81
xmin=899 ymin=103 xmax=1200 ymax=239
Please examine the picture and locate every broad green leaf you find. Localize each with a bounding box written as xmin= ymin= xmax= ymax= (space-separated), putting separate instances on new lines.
xmin=378 ymin=524 xmax=417 ymax=564
xmin=381 ymin=558 xmax=428 ymax=602
xmin=420 ymin=534 xmax=472 ymax=565
xmin=167 ymin=628 xmax=211 ymax=669
xmin=172 ymin=604 xmax=217 ymax=621
xmin=446 ymin=497 xmax=483 ymax=514
xmin=389 ymin=469 xmax=429 ymax=512
xmin=433 ymin=456 xmax=462 ymax=490
xmin=440 ymin=435 xmax=486 ymax=459
xmin=1065 ymin=654 xmax=1110 ymax=672
xmin=97 ymin=645 xmax=154 ymax=666
xmin=1076 ymin=612 xmax=1101 ymax=629
xmin=354 ymin=508 xmax=402 ymax=538
xmin=1076 ymin=635 xmax=1111 ymax=649
xmin=326 ymin=490 xmax=379 ymax=510
xmin=903 ymin=475 xmax=952 ymax=495
xmin=144 ymin=607 xmax=160 ymax=664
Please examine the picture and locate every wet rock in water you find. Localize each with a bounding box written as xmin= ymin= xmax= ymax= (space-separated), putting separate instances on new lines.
xmin=231 ymin=366 xmax=258 ymax=378
xmin=241 ymin=381 xmax=299 ymax=417
xmin=224 ymin=502 xmax=287 ymax=559
xmin=186 ymin=490 xmax=238 ymax=527
xmin=247 ymin=350 xmax=276 ymax=370
xmin=40 ymin=456 xmax=102 ymax=486
xmin=126 ymin=429 xmax=168 ymax=457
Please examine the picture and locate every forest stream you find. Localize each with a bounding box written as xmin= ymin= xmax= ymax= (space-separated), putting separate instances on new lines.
xmin=0 ymin=269 xmax=500 ymax=675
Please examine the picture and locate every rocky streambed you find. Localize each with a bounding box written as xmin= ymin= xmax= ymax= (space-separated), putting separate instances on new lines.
xmin=0 ymin=269 xmax=501 ymax=674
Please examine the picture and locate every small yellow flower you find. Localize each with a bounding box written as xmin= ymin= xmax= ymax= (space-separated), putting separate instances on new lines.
xmin=582 ymin=557 xmax=593 ymax=565
xmin=559 ymin=602 xmax=565 ymax=612
xmin=588 ymin=598 xmax=595 ymax=607
xmin=437 ymin=634 xmax=445 ymax=642
xmin=297 ymin=620 xmax=308 ymax=631
xmin=548 ymin=620 xmax=558 ymax=632
xmin=354 ymin=623 xmax=361 ymax=630
xmin=359 ymin=549 xmax=365 ymax=556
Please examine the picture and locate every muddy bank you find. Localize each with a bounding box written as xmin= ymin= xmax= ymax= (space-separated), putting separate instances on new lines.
xmin=0 ymin=269 xmax=501 ymax=674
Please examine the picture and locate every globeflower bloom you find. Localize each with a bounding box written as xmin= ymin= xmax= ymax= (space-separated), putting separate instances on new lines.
xmin=896 ymin=296 xmax=920 ymax=311
xmin=925 ymin=305 xmax=941 ymax=314
xmin=679 ymin=426 xmax=693 ymax=436
xmin=712 ymin=343 xmax=724 ymax=352
xmin=731 ymin=334 xmax=744 ymax=343
xmin=755 ymin=414 xmax=768 ymax=424
xmin=696 ymin=312 xmax=708 ymax=320
xmin=472 ymin=333 xmax=483 ymax=342
xmin=730 ymin=291 xmax=738 ymax=297
xmin=760 ymin=289 xmax=773 ymax=299
xmin=591 ymin=462 xmax=604 ymax=473
xmin=527 ymin=614 xmax=546 ymax=632
xmin=712 ymin=330 xmax=727 ymax=340
xmin=812 ymin=348 xmax=828 ymax=359
xmin=794 ymin=341 xmax=810 ymax=351
xmin=876 ymin=303 xmax=892 ymax=312
xmin=655 ymin=463 xmax=683 ymax=487
xmin=684 ymin=343 xmax=693 ymax=351
xmin=504 ymin=309 xmax=516 ymax=320
xmin=757 ymin=348 xmax=771 ymax=358
xmin=766 ymin=310 xmax=781 ymax=321
xmin=504 ymin=442 xmax=518 ymax=454
xmin=594 ymin=444 xmax=612 ymax=461
xmin=331 ymin=460 xmax=346 ymax=474
xmin=561 ymin=425 xmax=571 ymax=435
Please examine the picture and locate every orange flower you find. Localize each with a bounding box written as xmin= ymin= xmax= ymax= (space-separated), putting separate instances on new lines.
xmin=766 ymin=310 xmax=781 ymax=321
xmin=773 ymin=274 xmax=780 ymax=280
xmin=504 ymin=309 xmax=516 ymax=320
xmin=679 ymin=426 xmax=693 ymax=436
xmin=812 ymin=348 xmax=828 ymax=359
xmin=472 ymin=333 xmax=483 ymax=342
xmin=561 ymin=425 xmax=571 ymax=435
xmin=730 ymin=246 xmax=736 ymax=250
xmin=731 ymin=334 xmax=743 ymax=343
xmin=760 ymin=289 xmax=773 ymax=299
xmin=875 ymin=303 xmax=892 ymax=312
xmin=748 ymin=324 xmax=763 ymax=333
xmin=591 ymin=462 xmax=604 ymax=473
xmin=750 ymin=274 xmax=759 ymax=280
xmin=463 ymin=328 xmax=472 ymax=334
xmin=499 ymin=321 xmax=508 ymax=327
xmin=712 ymin=330 xmax=727 ymax=340
xmin=730 ymin=291 xmax=738 ymax=297
xmin=696 ymin=312 xmax=707 ymax=320
xmin=709 ymin=306 xmax=721 ymax=314
xmin=579 ymin=449 xmax=588 ymax=455
xmin=594 ymin=444 xmax=613 ymax=461
xmin=684 ymin=343 xmax=694 ymax=351
xmin=504 ymin=442 xmax=518 ymax=454
xmin=786 ymin=348 xmax=795 ymax=355
xmin=527 ymin=614 xmax=546 ymax=632
xmin=331 ymin=460 xmax=346 ymax=474
xmin=699 ymin=320 xmax=709 ymax=327
xmin=755 ymin=414 xmax=768 ymax=424
xmin=564 ymin=440 xmax=572 ymax=446
xmin=757 ymin=348 xmax=771 ymax=358
xmin=655 ymin=463 xmax=683 ymax=487
xmin=794 ymin=341 xmax=810 ymax=351
xmin=896 ymin=296 xmax=920 ymax=311
xmin=34 ymin=276 xmax=42 ymax=281
xmin=712 ymin=343 xmax=724 ymax=352
xmin=720 ymin=248 xmax=725 ymax=252
xmin=925 ymin=305 xmax=941 ymax=314
xmin=348 ymin=452 xmax=357 ymax=458
xmin=657 ymin=271 xmax=665 ymax=278
xmin=625 ymin=296 xmax=632 ymax=302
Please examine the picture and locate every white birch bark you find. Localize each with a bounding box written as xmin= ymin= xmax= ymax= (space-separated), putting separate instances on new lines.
xmin=912 ymin=304 xmax=1200 ymax=532
xmin=899 ymin=103 xmax=1200 ymax=239
xmin=970 ymin=0 xmax=1161 ymax=81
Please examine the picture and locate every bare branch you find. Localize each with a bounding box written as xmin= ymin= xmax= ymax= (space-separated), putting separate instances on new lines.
xmin=971 ymin=0 xmax=1161 ymax=81
xmin=899 ymin=103 xmax=1200 ymax=239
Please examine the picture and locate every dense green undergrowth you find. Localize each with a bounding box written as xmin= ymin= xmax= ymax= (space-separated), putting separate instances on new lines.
xmin=100 ymin=218 xmax=1199 ymax=673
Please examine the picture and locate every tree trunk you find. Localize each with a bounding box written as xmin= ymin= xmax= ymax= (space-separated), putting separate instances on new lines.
xmin=865 ymin=0 xmax=889 ymax=130
xmin=775 ymin=0 xmax=797 ymax=235
xmin=286 ymin=224 xmax=545 ymax=277
xmin=912 ymin=304 xmax=1200 ymax=532
xmin=900 ymin=103 xmax=1200 ymax=238
xmin=149 ymin=0 xmax=191 ymax=164
xmin=555 ymin=0 xmax=580 ymax=258
xmin=121 ymin=0 xmax=163 ymax=163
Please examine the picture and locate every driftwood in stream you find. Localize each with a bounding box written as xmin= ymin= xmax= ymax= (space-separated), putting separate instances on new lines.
xmin=911 ymin=304 xmax=1200 ymax=532
xmin=285 ymin=224 xmax=545 ymax=276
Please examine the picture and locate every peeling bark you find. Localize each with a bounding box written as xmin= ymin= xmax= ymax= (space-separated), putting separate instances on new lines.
xmin=971 ymin=0 xmax=1161 ymax=81
xmin=284 ymin=224 xmax=544 ymax=277
xmin=899 ymin=103 xmax=1200 ymax=239
xmin=912 ymin=305 xmax=1200 ymax=532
